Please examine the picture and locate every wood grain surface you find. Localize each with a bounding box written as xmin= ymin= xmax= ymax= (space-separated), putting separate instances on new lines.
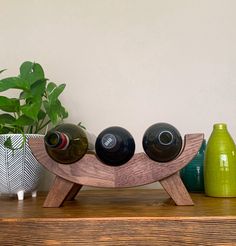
xmin=160 ymin=172 xmax=193 ymax=205
xmin=1 ymin=189 xmax=236 ymax=245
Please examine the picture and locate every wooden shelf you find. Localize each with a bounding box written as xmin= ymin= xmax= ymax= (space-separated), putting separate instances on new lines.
xmin=1 ymin=189 xmax=236 ymax=245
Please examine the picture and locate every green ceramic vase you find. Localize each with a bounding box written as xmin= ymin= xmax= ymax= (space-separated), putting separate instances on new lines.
xmin=204 ymin=123 xmax=236 ymax=197
xmin=180 ymin=140 xmax=206 ymax=193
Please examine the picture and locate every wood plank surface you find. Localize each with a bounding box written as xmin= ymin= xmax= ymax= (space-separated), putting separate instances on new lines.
xmin=1 ymin=189 xmax=236 ymax=245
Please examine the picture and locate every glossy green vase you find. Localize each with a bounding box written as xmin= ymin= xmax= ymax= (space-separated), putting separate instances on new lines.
xmin=180 ymin=140 xmax=206 ymax=193
xmin=204 ymin=123 xmax=236 ymax=197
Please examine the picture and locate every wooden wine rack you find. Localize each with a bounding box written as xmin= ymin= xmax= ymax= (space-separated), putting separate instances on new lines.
xmin=29 ymin=133 xmax=204 ymax=208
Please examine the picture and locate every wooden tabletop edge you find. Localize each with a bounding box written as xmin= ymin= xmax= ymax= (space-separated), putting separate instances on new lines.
xmin=1 ymin=216 xmax=236 ymax=223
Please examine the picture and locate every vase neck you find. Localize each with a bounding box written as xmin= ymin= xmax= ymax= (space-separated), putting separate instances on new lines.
xmin=213 ymin=123 xmax=227 ymax=131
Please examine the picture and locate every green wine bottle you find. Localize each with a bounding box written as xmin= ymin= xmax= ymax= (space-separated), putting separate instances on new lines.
xmin=44 ymin=123 xmax=95 ymax=164
xmin=142 ymin=122 xmax=182 ymax=162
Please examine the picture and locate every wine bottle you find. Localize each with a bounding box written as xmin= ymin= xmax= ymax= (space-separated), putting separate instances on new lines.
xmin=142 ymin=122 xmax=182 ymax=162
xmin=95 ymin=126 xmax=135 ymax=166
xmin=44 ymin=123 xmax=95 ymax=164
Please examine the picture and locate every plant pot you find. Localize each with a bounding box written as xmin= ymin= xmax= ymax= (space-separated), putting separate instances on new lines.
xmin=0 ymin=134 xmax=44 ymax=200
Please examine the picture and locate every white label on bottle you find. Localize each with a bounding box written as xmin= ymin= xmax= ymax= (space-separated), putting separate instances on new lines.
xmin=101 ymin=134 xmax=117 ymax=149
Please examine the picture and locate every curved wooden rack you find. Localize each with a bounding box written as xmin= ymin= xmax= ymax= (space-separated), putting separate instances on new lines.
xmin=29 ymin=133 xmax=204 ymax=207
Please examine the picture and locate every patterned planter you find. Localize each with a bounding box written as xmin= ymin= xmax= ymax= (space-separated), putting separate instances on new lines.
xmin=0 ymin=134 xmax=43 ymax=200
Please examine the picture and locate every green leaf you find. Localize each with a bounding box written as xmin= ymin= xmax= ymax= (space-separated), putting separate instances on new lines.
xmin=21 ymin=98 xmax=42 ymax=120
xmin=46 ymin=84 xmax=67 ymax=125
xmin=54 ymin=99 xmax=68 ymax=119
xmin=45 ymin=100 xmax=60 ymax=125
xmin=0 ymin=126 xmax=12 ymax=134
xmin=0 ymin=114 xmax=15 ymax=124
xmin=31 ymin=79 xmax=47 ymax=97
xmin=43 ymin=98 xmax=68 ymax=125
xmin=54 ymin=100 xmax=66 ymax=119
xmin=46 ymin=102 xmax=58 ymax=125
xmin=0 ymin=69 xmax=6 ymax=74
xmin=60 ymin=104 xmax=68 ymax=119
xmin=0 ymin=77 xmax=30 ymax=92
xmin=43 ymin=100 xmax=49 ymax=113
xmin=14 ymin=115 xmax=34 ymax=126
xmin=0 ymin=96 xmax=20 ymax=112
xmin=4 ymin=136 xmax=14 ymax=150
xmin=48 ymin=84 xmax=66 ymax=103
xmin=4 ymin=135 xmax=26 ymax=151
xmin=37 ymin=110 xmax=46 ymax=121
xmin=46 ymin=82 xmax=57 ymax=94
xmin=0 ymin=62 xmax=68 ymax=136
xmin=19 ymin=91 xmax=27 ymax=99
xmin=20 ymin=61 xmax=45 ymax=85
xmin=20 ymin=79 xmax=47 ymax=100
xmin=78 ymin=122 xmax=86 ymax=129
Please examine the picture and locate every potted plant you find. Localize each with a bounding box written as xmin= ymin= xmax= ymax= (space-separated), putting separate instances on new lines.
xmin=0 ymin=61 xmax=68 ymax=200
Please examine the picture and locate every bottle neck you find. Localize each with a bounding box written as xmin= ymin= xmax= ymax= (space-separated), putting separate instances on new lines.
xmin=101 ymin=133 xmax=121 ymax=151
xmin=45 ymin=131 xmax=70 ymax=150
xmin=157 ymin=130 xmax=174 ymax=146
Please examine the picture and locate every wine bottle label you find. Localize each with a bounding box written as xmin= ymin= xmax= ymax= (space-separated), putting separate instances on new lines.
xmin=101 ymin=134 xmax=117 ymax=149
xmin=158 ymin=131 xmax=174 ymax=146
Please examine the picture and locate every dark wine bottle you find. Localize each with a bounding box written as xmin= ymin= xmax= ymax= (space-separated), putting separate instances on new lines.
xmin=142 ymin=122 xmax=182 ymax=162
xmin=95 ymin=126 xmax=135 ymax=166
xmin=44 ymin=123 xmax=95 ymax=164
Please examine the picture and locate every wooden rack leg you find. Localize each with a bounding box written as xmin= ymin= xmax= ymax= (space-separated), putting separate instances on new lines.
xmin=44 ymin=176 xmax=79 ymax=208
xmin=160 ymin=172 xmax=194 ymax=206
xmin=66 ymin=183 xmax=83 ymax=201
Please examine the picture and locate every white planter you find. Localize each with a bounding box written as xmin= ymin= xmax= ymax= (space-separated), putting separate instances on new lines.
xmin=0 ymin=134 xmax=43 ymax=200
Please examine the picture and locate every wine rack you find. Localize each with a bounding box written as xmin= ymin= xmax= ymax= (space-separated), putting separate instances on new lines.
xmin=29 ymin=133 xmax=204 ymax=207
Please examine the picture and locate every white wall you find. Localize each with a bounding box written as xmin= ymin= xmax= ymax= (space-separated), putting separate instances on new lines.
xmin=1 ymin=0 xmax=236 ymax=190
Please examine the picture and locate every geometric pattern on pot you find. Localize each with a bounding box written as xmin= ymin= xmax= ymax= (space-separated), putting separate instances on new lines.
xmin=0 ymin=134 xmax=44 ymax=200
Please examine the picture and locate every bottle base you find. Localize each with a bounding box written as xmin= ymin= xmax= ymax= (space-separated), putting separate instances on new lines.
xmin=205 ymin=192 xmax=236 ymax=198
